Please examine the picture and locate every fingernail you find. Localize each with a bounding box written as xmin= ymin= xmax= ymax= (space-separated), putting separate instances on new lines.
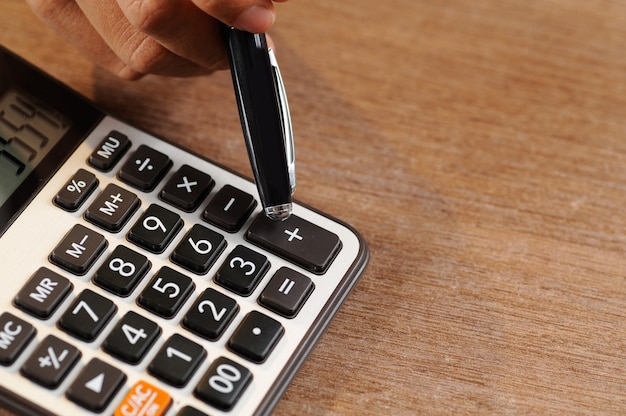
xmin=234 ymin=6 xmax=275 ymax=33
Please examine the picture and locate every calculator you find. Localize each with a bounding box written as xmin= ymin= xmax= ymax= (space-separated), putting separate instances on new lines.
xmin=0 ymin=45 xmax=369 ymax=416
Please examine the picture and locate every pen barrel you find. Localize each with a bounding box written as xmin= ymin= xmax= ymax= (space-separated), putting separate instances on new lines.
xmin=226 ymin=28 xmax=292 ymax=210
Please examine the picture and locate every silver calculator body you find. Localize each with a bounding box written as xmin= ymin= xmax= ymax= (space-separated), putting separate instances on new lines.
xmin=0 ymin=45 xmax=369 ymax=416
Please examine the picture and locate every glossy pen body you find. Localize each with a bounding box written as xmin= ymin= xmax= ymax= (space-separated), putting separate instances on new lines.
xmin=225 ymin=27 xmax=294 ymax=220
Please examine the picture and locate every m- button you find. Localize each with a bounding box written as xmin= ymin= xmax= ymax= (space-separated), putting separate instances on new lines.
xmin=246 ymin=214 xmax=342 ymax=274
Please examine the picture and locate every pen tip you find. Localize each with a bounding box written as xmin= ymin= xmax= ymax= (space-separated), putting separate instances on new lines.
xmin=265 ymin=203 xmax=292 ymax=221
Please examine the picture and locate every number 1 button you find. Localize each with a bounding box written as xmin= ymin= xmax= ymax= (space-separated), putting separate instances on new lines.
xmin=148 ymin=334 xmax=206 ymax=387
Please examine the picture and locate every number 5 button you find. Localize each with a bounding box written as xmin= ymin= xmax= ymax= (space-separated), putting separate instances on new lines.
xmin=215 ymin=245 xmax=269 ymax=296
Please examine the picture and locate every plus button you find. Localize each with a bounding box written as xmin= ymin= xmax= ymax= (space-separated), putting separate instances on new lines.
xmin=284 ymin=227 xmax=303 ymax=242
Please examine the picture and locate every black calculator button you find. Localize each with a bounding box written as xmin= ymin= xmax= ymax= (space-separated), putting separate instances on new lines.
xmin=137 ymin=267 xmax=195 ymax=318
xmin=202 ymin=185 xmax=257 ymax=232
xmin=259 ymin=267 xmax=314 ymax=318
xmin=58 ymin=289 xmax=117 ymax=341
xmin=160 ymin=164 xmax=214 ymax=212
xmin=177 ymin=406 xmax=210 ymax=416
xmin=84 ymin=183 xmax=140 ymax=232
xmin=93 ymin=245 xmax=151 ymax=296
xmin=246 ymin=214 xmax=342 ymax=274
xmin=14 ymin=267 xmax=73 ymax=319
xmin=227 ymin=311 xmax=284 ymax=363
xmin=182 ymin=288 xmax=239 ymax=340
xmin=20 ymin=335 xmax=81 ymax=388
xmin=148 ymin=334 xmax=207 ymax=387
xmin=194 ymin=356 xmax=252 ymax=410
xmin=128 ymin=204 xmax=183 ymax=253
xmin=54 ymin=169 xmax=98 ymax=211
xmin=103 ymin=311 xmax=161 ymax=364
xmin=66 ymin=358 xmax=126 ymax=412
xmin=49 ymin=224 xmax=108 ymax=275
xmin=118 ymin=144 xmax=172 ymax=191
xmin=171 ymin=224 xmax=226 ymax=274
xmin=0 ymin=312 xmax=36 ymax=366
xmin=88 ymin=130 xmax=131 ymax=172
xmin=214 ymin=245 xmax=269 ymax=296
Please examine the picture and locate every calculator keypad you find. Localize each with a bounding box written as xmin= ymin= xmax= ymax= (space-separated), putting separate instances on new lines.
xmin=2 ymin=126 xmax=365 ymax=416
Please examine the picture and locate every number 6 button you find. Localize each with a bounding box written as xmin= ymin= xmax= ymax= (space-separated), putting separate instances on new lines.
xmin=214 ymin=245 xmax=269 ymax=296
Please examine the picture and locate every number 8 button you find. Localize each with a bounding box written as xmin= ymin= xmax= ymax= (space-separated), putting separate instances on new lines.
xmin=214 ymin=245 xmax=269 ymax=296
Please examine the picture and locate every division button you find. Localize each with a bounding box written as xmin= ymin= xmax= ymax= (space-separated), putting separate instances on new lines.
xmin=66 ymin=358 xmax=126 ymax=412
xmin=118 ymin=144 xmax=172 ymax=191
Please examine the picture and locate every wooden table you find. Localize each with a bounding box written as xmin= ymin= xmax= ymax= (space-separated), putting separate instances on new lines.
xmin=3 ymin=0 xmax=626 ymax=414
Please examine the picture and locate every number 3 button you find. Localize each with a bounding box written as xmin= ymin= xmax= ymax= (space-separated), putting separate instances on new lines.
xmin=214 ymin=245 xmax=269 ymax=296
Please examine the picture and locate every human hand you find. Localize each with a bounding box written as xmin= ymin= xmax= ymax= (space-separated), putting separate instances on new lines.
xmin=25 ymin=0 xmax=288 ymax=79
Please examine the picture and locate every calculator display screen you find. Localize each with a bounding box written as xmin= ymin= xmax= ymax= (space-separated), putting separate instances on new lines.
xmin=0 ymin=46 xmax=103 ymax=236
xmin=0 ymin=89 xmax=71 ymax=206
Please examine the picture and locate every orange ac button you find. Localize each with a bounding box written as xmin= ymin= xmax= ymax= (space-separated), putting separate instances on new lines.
xmin=114 ymin=380 xmax=172 ymax=416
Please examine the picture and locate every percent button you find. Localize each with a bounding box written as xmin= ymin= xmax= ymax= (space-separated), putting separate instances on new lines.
xmin=54 ymin=168 xmax=99 ymax=212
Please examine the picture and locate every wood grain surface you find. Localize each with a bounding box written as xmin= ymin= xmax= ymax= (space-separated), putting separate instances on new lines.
xmin=2 ymin=0 xmax=626 ymax=414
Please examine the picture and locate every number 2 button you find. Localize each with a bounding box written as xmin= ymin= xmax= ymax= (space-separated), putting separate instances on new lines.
xmin=215 ymin=245 xmax=269 ymax=296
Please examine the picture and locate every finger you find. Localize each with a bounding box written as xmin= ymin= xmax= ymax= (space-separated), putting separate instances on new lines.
xmin=116 ymin=0 xmax=229 ymax=71
xmin=24 ymin=0 xmax=144 ymax=79
xmin=74 ymin=0 xmax=213 ymax=77
xmin=191 ymin=0 xmax=278 ymax=33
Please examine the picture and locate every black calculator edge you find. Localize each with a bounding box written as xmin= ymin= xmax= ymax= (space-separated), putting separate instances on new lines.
xmin=254 ymin=218 xmax=370 ymax=416
xmin=0 ymin=384 xmax=56 ymax=416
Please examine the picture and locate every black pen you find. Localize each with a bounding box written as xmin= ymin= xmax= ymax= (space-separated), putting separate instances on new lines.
xmin=225 ymin=26 xmax=295 ymax=221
